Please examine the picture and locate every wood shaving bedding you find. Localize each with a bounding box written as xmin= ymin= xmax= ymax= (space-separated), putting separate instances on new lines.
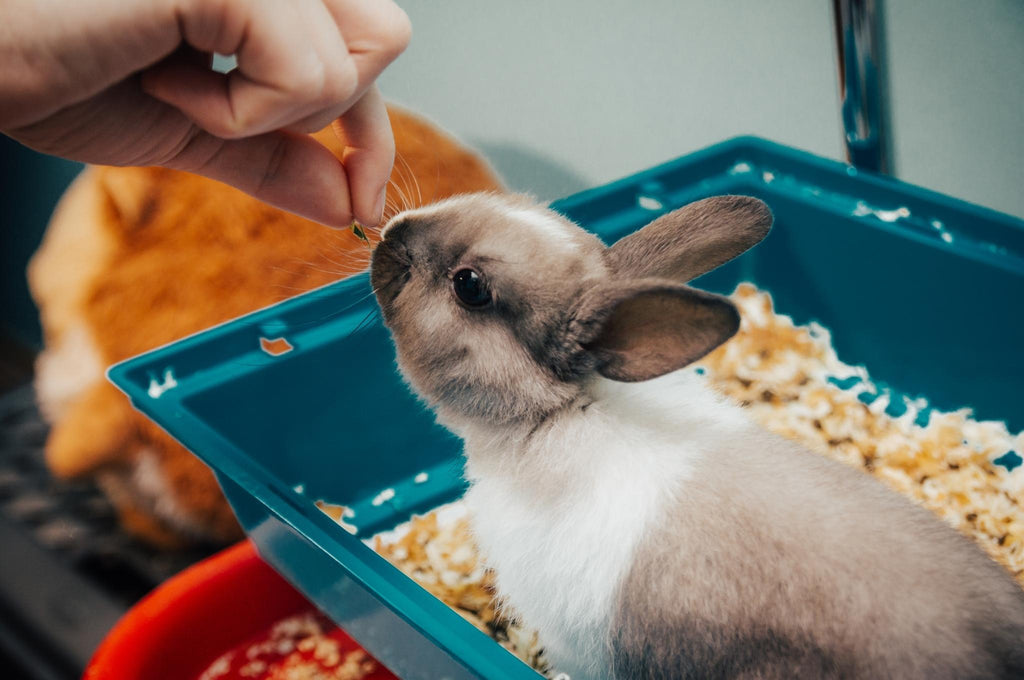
xmin=706 ymin=284 xmax=1024 ymax=583
xmin=197 ymin=612 xmax=382 ymax=680
xmin=369 ymin=507 xmax=548 ymax=671
xmin=317 ymin=501 xmax=550 ymax=670
xmin=322 ymin=283 xmax=1024 ymax=673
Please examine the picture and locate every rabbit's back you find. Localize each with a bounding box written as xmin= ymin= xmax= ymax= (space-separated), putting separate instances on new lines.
xmin=610 ymin=428 xmax=1024 ymax=679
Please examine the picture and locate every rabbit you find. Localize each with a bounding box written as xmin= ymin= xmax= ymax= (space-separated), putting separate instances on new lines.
xmin=370 ymin=192 xmax=1024 ymax=680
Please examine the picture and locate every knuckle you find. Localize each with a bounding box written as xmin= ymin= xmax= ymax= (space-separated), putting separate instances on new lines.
xmin=359 ymin=3 xmax=412 ymax=61
xmin=383 ymin=6 xmax=413 ymax=56
xmin=290 ymin=56 xmax=329 ymax=98
xmin=320 ymin=58 xmax=358 ymax=105
xmin=291 ymin=56 xmax=357 ymax=111
xmin=181 ymin=0 xmax=244 ymax=53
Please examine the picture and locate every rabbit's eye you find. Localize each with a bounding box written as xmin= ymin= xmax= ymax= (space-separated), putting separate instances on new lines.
xmin=452 ymin=268 xmax=491 ymax=307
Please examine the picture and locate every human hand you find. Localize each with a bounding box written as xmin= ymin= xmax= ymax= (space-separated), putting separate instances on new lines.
xmin=0 ymin=0 xmax=411 ymax=227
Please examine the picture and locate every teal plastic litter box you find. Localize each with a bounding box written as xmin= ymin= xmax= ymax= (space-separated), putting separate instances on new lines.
xmin=107 ymin=137 xmax=1024 ymax=679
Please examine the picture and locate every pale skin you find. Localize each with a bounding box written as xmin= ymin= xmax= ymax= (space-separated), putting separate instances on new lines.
xmin=0 ymin=0 xmax=412 ymax=227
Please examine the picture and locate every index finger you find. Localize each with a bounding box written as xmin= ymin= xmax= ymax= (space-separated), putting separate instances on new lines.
xmin=333 ymin=85 xmax=394 ymax=226
xmin=324 ymin=0 xmax=412 ymax=83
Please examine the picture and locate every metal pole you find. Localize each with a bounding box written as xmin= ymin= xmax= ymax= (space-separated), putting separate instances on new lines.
xmin=832 ymin=0 xmax=893 ymax=174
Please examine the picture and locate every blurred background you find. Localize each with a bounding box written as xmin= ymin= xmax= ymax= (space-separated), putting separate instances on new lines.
xmin=4 ymin=0 xmax=1024 ymax=352
xmin=0 ymin=1 xmax=1021 ymax=678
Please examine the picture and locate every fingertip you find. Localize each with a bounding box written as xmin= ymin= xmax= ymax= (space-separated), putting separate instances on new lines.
xmin=345 ymin=149 xmax=392 ymax=226
xmin=350 ymin=186 xmax=387 ymax=228
xmin=372 ymin=187 xmax=388 ymax=226
xmin=333 ymin=89 xmax=396 ymax=226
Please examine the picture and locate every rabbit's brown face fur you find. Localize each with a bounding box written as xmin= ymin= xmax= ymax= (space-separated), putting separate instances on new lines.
xmin=372 ymin=193 xmax=776 ymax=429
xmin=372 ymin=193 xmax=610 ymax=426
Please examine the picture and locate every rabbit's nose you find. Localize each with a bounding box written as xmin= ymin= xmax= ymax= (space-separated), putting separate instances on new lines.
xmin=370 ymin=240 xmax=412 ymax=311
xmin=379 ymin=215 xmax=409 ymax=241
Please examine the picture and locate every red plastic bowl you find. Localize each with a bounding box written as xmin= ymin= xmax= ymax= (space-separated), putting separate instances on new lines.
xmin=85 ymin=540 xmax=394 ymax=680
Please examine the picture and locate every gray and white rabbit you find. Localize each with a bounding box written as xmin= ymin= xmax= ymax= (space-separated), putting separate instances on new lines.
xmin=370 ymin=192 xmax=1024 ymax=679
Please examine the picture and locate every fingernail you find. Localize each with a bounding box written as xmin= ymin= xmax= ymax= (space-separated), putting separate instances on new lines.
xmin=373 ymin=188 xmax=387 ymax=225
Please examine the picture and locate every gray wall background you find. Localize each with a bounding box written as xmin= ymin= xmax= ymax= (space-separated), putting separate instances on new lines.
xmin=378 ymin=0 xmax=1024 ymax=213
xmin=2 ymin=1 xmax=1022 ymax=347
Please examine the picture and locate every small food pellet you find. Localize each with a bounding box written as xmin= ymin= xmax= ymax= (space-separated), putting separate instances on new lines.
xmin=197 ymin=610 xmax=392 ymax=680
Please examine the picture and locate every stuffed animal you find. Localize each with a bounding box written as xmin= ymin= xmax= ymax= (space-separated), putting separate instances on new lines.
xmin=28 ymin=106 xmax=504 ymax=548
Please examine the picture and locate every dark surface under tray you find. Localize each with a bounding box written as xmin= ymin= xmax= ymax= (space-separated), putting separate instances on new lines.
xmin=0 ymin=382 xmax=219 ymax=680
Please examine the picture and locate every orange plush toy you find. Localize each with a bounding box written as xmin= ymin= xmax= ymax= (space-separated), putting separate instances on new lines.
xmin=28 ymin=106 xmax=504 ymax=547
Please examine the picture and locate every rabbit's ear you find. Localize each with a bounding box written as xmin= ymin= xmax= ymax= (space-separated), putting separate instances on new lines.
xmin=608 ymin=196 xmax=772 ymax=282
xmin=570 ymin=279 xmax=739 ymax=382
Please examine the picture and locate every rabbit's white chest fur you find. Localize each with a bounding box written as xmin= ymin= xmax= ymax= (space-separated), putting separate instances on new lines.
xmin=460 ymin=370 xmax=748 ymax=678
